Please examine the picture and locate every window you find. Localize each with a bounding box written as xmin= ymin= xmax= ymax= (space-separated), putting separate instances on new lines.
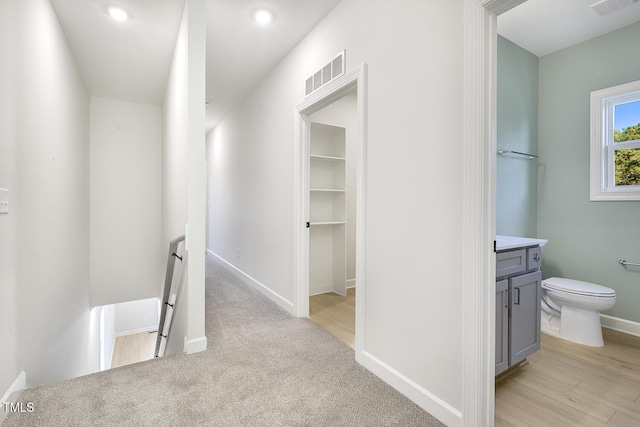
xmin=590 ymin=80 xmax=640 ymax=201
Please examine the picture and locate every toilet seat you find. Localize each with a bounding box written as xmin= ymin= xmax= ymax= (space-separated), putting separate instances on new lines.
xmin=542 ymin=277 xmax=615 ymax=298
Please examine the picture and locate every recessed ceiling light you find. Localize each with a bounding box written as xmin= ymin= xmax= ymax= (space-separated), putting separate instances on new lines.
xmin=253 ymin=8 xmax=273 ymax=25
xmin=108 ymin=7 xmax=128 ymax=22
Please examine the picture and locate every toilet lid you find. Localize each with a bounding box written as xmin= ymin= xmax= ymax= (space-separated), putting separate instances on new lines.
xmin=542 ymin=277 xmax=616 ymax=297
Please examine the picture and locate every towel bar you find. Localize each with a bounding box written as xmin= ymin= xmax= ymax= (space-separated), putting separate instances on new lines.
xmin=497 ymin=150 xmax=539 ymax=159
xmin=619 ymin=259 xmax=640 ymax=267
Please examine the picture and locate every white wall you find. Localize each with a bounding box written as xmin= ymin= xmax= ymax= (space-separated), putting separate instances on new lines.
xmin=206 ymin=0 xmax=463 ymax=423
xmin=113 ymin=298 xmax=159 ymax=336
xmin=309 ymin=91 xmax=357 ymax=284
xmin=90 ymin=97 xmax=162 ymax=307
xmin=162 ymin=0 xmax=207 ymax=355
xmin=0 ymin=0 xmax=98 ymax=388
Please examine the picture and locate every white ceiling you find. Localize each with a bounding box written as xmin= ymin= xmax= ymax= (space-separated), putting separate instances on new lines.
xmin=51 ymin=0 xmax=639 ymax=130
xmin=205 ymin=0 xmax=341 ymax=129
xmin=50 ymin=0 xmax=186 ymax=105
xmin=50 ymin=0 xmax=340 ymax=130
xmin=498 ymin=0 xmax=640 ymax=57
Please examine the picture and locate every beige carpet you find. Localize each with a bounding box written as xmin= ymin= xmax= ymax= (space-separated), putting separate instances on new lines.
xmin=3 ymin=254 xmax=444 ymax=426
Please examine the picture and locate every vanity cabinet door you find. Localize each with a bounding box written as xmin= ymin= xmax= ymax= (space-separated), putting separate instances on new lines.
xmin=509 ymin=271 xmax=542 ymax=366
xmin=495 ymin=279 xmax=510 ymax=376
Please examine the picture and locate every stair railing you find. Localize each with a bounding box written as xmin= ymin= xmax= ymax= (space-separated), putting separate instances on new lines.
xmin=154 ymin=234 xmax=186 ymax=358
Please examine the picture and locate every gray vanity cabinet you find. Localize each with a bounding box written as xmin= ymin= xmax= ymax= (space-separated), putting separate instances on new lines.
xmin=495 ymin=279 xmax=509 ymax=375
xmin=495 ymin=246 xmax=542 ymax=376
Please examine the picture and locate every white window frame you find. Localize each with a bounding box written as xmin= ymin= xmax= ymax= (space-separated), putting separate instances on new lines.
xmin=590 ymin=80 xmax=640 ymax=201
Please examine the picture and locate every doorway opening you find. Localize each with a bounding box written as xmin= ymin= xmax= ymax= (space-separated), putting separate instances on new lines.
xmin=95 ymin=297 xmax=160 ymax=371
xmin=307 ymin=90 xmax=357 ymax=347
xmin=294 ymin=64 xmax=367 ymax=357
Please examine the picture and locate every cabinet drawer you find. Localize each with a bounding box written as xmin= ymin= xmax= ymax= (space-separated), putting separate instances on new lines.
xmin=527 ymin=246 xmax=542 ymax=270
xmin=496 ymin=249 xmax=526 ymax=278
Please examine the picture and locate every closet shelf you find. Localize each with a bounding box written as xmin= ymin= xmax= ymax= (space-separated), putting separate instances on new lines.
xmin=310 ymin=188 xmax=346 ymax=192
xmin=310 ymin=154 xmax=346 ymax=161
xmin=309 ymin=221 xmax=346 ymax=226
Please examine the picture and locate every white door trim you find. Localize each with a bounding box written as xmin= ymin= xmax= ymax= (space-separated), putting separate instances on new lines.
xmin=463 ymin=1 xmax=526 ymax=425
xmin=293 ymin=63 xmax=368 ymax=359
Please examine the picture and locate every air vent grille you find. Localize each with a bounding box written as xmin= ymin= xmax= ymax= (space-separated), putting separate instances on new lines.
xmin=305 ymin=51 xmax=346 ymax=97
xmin=591 ymin=0 xmax=639 ymax=16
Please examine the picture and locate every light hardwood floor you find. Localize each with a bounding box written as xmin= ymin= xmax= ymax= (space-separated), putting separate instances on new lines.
xmin=309 ymin=288 xmax=355 ymax=348
xmin=110 ymin=331 xmax=157 ymax=369
xmin=309 ymin=291 xmax=640 ymax=426
xmin=496 ymin=329 xmax=640 ymax=426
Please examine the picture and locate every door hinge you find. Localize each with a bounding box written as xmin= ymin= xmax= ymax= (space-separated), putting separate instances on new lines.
xmin=493 ymin=240 xmax=497 ymax=253
xmin=306 ymin=222 xmax=310 ymax=228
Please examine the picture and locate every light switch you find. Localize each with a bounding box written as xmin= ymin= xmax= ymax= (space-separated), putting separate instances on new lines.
xmin=0 ymin=188 xmax=9 ymax=214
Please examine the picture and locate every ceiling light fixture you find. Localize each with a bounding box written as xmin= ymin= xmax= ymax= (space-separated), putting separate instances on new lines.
xmin=253 ymin=8 xmax=273 ymax=25
xmin=108 ymin=6 xmax=128 ymax=22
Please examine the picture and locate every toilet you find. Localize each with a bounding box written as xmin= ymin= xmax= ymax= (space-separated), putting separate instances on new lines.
xmin=541 ymin=277 xmax=616 ymax=347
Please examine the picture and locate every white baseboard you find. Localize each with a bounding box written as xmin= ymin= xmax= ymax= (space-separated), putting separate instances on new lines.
xmin=310 ymin=284 xmax=334 ymax=296
xmin=207 ymin=249 xmax=294 ymax=315
xmin=601 ymin=314 xmax=640 ymax=337
xmin=358 ymin=351 xmax=461 ymax=427
xmin=311 ymin=280 xmax=356 ymax=295
xmin=0 ymin=371 xmax=27 ymax=424
xmin=115 ymin=325 xmax=158 ymax=337
xmin=184 ymin=335 xmax=208 ymax=354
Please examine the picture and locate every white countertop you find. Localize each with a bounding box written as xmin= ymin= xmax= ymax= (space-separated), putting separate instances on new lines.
xmin=496 ymin=235 xmax=548 ymax=251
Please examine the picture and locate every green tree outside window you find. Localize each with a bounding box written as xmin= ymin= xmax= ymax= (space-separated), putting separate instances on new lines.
xmin=614 ymin=123 xmax=640 ymax=186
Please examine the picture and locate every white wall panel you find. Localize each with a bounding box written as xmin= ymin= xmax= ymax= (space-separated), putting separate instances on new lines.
xmin=162 ymin=0 xmax=207 ymax=355
xmin=0 ymin=0 xmax=97 ymax=388
xmin=90 ymin=97 xmax=162 ymax=307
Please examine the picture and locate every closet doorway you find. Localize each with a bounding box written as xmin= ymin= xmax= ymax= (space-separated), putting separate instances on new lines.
xmin=307 ymin=91 xmax=357 ymax=347
xmin=294 ymin=64 xmax=367 ymax=356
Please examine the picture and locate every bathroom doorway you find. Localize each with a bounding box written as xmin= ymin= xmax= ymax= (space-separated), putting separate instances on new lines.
xmin=493 ymin=1 xmax=640 ymax=425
